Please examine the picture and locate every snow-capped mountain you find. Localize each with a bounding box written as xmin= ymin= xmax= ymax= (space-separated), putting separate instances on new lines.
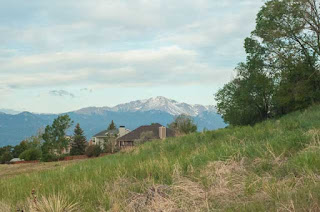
xmin=76 ymin=96 xmax=216 ymax=116
xmin=0 ymin=97 xmax=225 ymax=147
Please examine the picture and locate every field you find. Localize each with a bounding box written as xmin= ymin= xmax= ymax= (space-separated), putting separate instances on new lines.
xmin=0 ymin=160 xmax=85 ymax=179
xmin=0 ymin=105 xmax=320 ymax=211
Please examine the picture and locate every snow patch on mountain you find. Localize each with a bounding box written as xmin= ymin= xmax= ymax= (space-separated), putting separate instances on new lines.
xmin=75 ymin=96 xmax=216 ymax=116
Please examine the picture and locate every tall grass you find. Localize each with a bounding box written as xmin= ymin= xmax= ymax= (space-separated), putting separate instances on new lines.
xmin=0 ymin=105 xmax=320 ymax=211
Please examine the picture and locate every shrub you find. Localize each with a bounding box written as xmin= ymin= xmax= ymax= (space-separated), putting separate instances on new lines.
xmin=41 ymin=153 xmax=68 ymax=162
xmin=0 ymin=151 xmax=13 ymax=164
xmin=19 ymin=148 xmax=42 ymax=161
xmin=41 ymin=153 xmax=59 ymax=162
xmin=135 ymin=131 xmax=155 ymax=145
xmin=168 ymin=114 xmax=197 ymax=135
xmin=28 ymin=194 xmax=79 ymax=212
xmin=85 ymin=145 xmax=101 ymax=157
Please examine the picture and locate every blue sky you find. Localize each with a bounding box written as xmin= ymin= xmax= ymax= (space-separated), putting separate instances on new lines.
xmin=0 ymin=0 xmax=264 ymax=113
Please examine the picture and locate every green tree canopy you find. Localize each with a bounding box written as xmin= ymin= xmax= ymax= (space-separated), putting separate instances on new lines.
xmin=215 ymin=0 xmax=320 ymax=126
xmin=42 ymin=115 xmax=73 ymax=155
xmin=168 ymin=114 xmax=197 ymax=135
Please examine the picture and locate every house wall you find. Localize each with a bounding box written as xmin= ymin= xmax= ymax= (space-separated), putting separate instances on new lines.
xmin=119 ymin=127 xmax=131 ymax=138
xmin=119 ymin=141 xmax=134 ymax=148
xmin=95 ymin=137 xmax=106 ymax=149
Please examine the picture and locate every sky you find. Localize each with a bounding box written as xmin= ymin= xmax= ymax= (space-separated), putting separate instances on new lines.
xmin=0 ymin=0 xmax=264 ymax=114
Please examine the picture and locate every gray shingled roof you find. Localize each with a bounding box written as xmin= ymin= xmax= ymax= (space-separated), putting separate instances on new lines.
xmin=117 ymin=123 xmax=175 ymax=142
xmin=94 ymin=129 xmax=119 ymax=137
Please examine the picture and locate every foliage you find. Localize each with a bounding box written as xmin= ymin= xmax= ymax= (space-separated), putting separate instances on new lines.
xmin=19 ymin=148 xmax=42 ymax=161
xmin=42 ymin=115 xmax=73 ymax=155
xmin=0 ymin=146 xmax=13 ymax=164
xmin=12 ymin=132 xmax=43 ymax=158
xmin=41 ymin=153 xmax=59 ymax=162
xmin=12 ymin=140 xmax=29 ymax=158
xmin=215 ymin=38 xmax=274 ymax=125
xmin=107 ymin=120 xmax=116 ymax=131
xmin=70 ymin=123 xmax=87 ymax=156
xmin=135 ymin=131 xmax=155 ymax=145
xmin=41 ymin=153 xmax=67 ymax=162
xmin=215 ymin=0 xmax=320 ymax=126
xmin=103 ymin=137 xmax=118 ymax=154
xmin=168 ymin=114 xmax=197 ymax=134
xmin=85 ymin=145 xmax=102 ymax=157
xmin=0 ymin=151 xmax=13 ymax=164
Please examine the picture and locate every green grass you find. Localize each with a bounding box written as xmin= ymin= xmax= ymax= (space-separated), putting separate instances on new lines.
xmin=1 ymin=105 xmax=320 ymax=211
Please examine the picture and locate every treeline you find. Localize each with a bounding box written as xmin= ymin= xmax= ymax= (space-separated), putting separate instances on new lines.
xmin=215 ymin=0 xmax=320 ymax=126
xmin=0 ymin=115 xmax=88 ymax=164
xmin=0 ymin=114 xmax=198 ymax=164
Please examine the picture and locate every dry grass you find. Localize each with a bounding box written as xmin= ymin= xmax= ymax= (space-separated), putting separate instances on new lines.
xmin=27 ymin=194 xmax=80 ymax=212
xmin=0 ymin=194 xmax=80 ymax=212
xmin=101 ymin=156 xmax=320 ymax=211
xmin=203 ymin=159 xmax=248 ymax=204
xmin=0 ymin=202 xmax=12 ymax=212
xmin=0 ymin=160 xmax=85 ymax=179
xmin=306 ymin=129 xmax=320 ymax=150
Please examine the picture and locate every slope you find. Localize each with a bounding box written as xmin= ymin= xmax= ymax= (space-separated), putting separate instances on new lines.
xmin=0 ymin=105 xmax=319 ymax=211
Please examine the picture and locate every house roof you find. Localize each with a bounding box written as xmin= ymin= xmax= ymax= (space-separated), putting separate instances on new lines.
xmin=117 ymin=123 xmax=175 ymax=142
xmin=94 ymin=129 xmax=119 ymax=137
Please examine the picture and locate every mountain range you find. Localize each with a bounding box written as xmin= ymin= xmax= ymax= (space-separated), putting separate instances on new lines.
xmin=0 ymin=97 xmax=226 ymax=147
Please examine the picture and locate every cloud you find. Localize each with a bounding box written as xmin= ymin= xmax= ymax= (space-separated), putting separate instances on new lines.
xmin=49 ymin=90 xmax=75 ymax=98
xmin=0 ymin=46 xmax=231 ymax=89
xmin=0 ymin=0 xmax=263 ymax=52
xmin=0 ymin=0 xmax=264 ymax=100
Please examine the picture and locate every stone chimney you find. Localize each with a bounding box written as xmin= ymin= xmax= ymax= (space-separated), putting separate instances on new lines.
xmin=159 ymin=126 xmax=166 ymax=140
xmin=119 ymin=126 xmax=126 ymax=137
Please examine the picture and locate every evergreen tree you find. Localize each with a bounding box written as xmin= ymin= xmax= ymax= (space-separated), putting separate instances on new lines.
xmin=107 ymin=120 xmax=116 ymax=131
xmin=70 ymin=123 xmax=87 ymax=156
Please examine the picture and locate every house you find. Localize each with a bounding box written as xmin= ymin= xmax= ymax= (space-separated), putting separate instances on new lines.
xmin=61 ymin=143 xmax=72 ymax=154
xmin=91 ymin=126 xmax=131 ymax=149
xmin=61 ymin=135 xmax=72 ymax=154
xmin=117 ymin=123 xmax=175 ymax=148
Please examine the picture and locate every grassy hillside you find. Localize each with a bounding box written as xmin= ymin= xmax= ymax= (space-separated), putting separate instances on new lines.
xmin=1 ymin=105 xmax=320 ymax=211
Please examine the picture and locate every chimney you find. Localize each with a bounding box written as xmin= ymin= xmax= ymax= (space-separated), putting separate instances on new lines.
xmin=159 ymin=126 xmax=166 ymax=140
xmin=119 ymin=126 xmax=126 ymax=137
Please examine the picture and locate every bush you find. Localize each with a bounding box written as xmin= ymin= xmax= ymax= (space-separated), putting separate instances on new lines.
xmin=85 ymin=145 xmax=101 ymax=157
xmin=19 ymin=148 xmax=42 ymax=161
xmin=0 ymin=151 xmax=13 ymax=164
xmin=168 ymin=114 xmax=197 ymax=135
xmin=41 ymin=153 xmax=58 ymax=162
xmin=135 ymin=131 xmax=155 ymax=145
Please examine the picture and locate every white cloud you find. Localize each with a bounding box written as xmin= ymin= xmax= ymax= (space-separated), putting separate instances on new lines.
xmin=0 ymin=46 xmax=230 ymax=89
xmin=0 ymin=0 xmax=265 ymax=111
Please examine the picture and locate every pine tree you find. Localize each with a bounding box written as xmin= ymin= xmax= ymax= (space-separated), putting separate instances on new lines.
xmin=70 ymin=123 xmax=87 ymax=156
xmin=107 ymin=120 xmax=116 ymax=131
